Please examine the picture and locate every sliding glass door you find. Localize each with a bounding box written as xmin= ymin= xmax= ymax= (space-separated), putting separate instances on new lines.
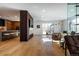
xmin=76 ymin=4 xmax=79 ymax=33
xmin=67 ymin=3 xmax=79 ymax=33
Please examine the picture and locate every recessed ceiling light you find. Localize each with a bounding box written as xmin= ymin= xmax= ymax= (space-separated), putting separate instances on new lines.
xmin=60 ymin=16 xmax=63 ymax=18
xmin=14 ymin=16 xmax=18 ymax=18
xmin=42 ymin=9 xmax=46 ymax=13
xmin=41 ymin=16 xmax=44 ymax=18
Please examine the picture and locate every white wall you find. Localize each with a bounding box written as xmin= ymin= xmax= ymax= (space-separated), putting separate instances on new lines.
xmin=33 ymin=21 xmax=42 ymax=35
xmin=33 ymin=20 xmax=67 ymax=35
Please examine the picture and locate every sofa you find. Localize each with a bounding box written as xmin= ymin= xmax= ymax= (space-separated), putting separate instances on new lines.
xmin=64 ymin=35 xmax=79 ymax=56
xmin=0 ymin=30 xmax=19 ymax=41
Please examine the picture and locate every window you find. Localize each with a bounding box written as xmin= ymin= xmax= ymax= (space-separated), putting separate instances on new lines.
xmin=67 ymin=3 xmax=79 ymax=33
xmin=42 ymin=23 xmax=52 ymax=34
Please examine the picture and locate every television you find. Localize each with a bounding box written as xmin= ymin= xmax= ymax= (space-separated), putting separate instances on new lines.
xmin=0 ymin=18 xmax=5 ymax=26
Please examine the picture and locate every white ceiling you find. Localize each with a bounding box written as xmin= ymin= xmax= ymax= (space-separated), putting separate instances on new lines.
xmin=0 ymin=3 xmax=67 ymax=21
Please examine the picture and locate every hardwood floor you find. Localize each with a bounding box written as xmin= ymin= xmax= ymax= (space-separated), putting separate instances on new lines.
xmin=0 ymin=35 xmax=65 ymax=56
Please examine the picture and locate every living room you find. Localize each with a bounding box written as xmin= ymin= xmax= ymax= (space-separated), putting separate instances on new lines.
xmin=0 ymin=3 xmax=79 ymax=56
